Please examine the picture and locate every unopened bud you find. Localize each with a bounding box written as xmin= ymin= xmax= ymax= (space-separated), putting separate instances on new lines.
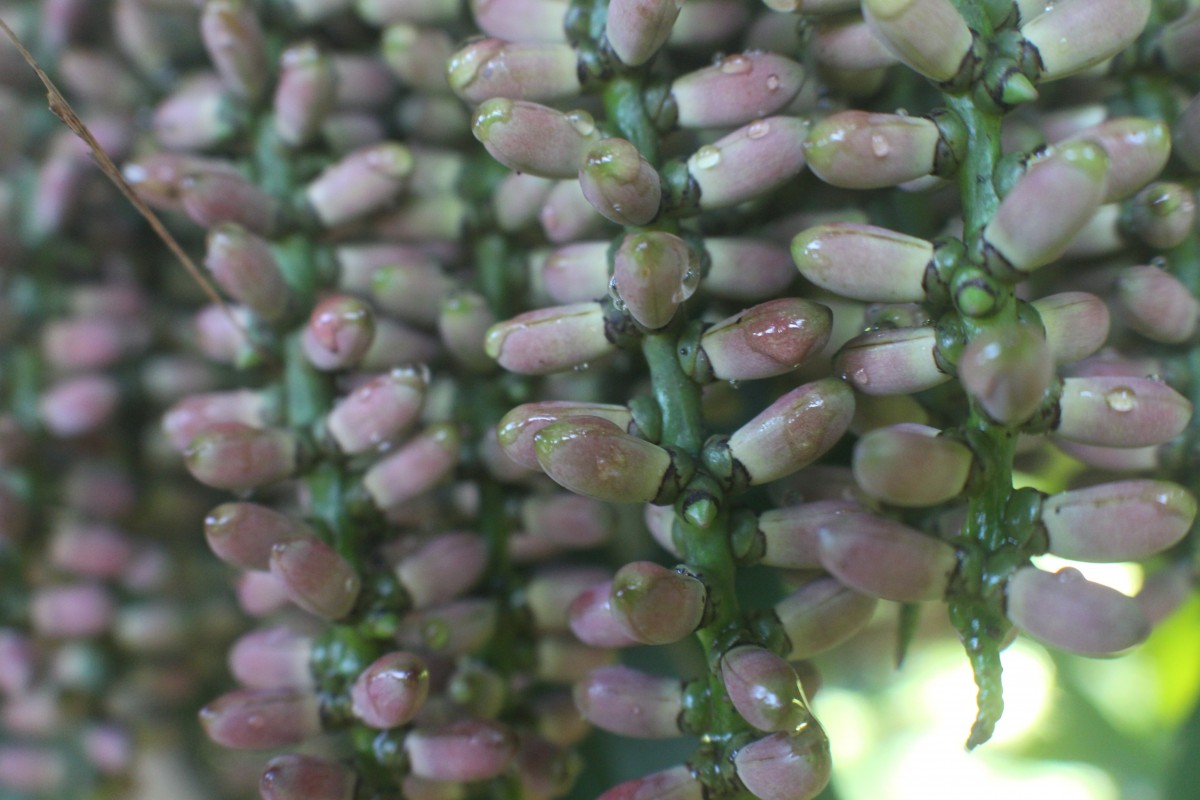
xmin=1006 ymin=567 xmax=1149 ymax=656
xmin=733 ymin=725 xmax=832 ymax=800
xmin=229 ymin=626 xmax=315 ymax=689
xmin=406 ymin=720 xmax=518 ymax=781
xmin=448 ymin=39 xmax=580 ymax=104
xmin=670 ymin=53 xmax=805 ymax=129
xmin=697 ymin=299 xmax=832 ymax=382
xmin=204 ymin=224 xmax=290 ymax=321
xmin=579 ymin=138 xmax=662 ymax=227
xmin=351 ymin=651 xmax=429 ymax=729
xmin=185 ymin=424 xmax=299 ymax=490
xmin=613 ymin=232 xmax=698 ymax=330
xmin=260 ymin=755 xmax=357 ymax=800
xmin=835 ymin=327 xmax=948 ymax=395
xmin=862 ymin=0 xmax=975 ymax=84
xmin=1041 ymin=480 xmax=1195 ymax=562
xmin=327 ymin=368 xmax=427 ymax=454
xmin=610 ymin=562 xmax=707 ymax=645
xmin=304 ymin=143 xmax=414 ymax=227
xmin=274 ymin=42 xmax=338 ymax=147
xmin=597 ymin=766 xmax=702 ymax=800
xmin=200 ymin=688 xmax=321 ymax=750
xmin=1063 ymin=117 xmax=1170 ymax=202
xmin=497 ymin=401 xmax=633 ymax=470
xmin=775 ymin=577 xmax=878 ymax=660
xmin=817 ymin=511 xmax=957 ymax=602
xmin=958 ymin=324 xmax=1053 ymax=425
xmin=535 ymin=417 xmax=680 ymax=504
xmin=722 ymin=646 xmax=810 ymax=733
xmin=270 ymin=538 xmax=361 ymax=620
xmin=805 ymin=112 xmax=947 ymax=189
xmin=473 ymin=99 xmax=598 ymax=178
xmin=1055 ymin=376 xmax=1191 ymax=448
xmin=363 ymin=424 xmax=460 ymax=510
xmin=689 ymin=117 xmax=809 ymax=210
xmin=485 ymin=303 xmax=617 ymax=375
xmin=853 ymin=424 xmax=971 ymax=506
xmin=1032 ymin=292 xmax=1110 ymax=364
xmin=574 ymin=665 xmax=684 ymax=738
xmin=1128 ymin=182 xmax=1196 ymax=251
xmin=1021 ymin=0 xmax=1151 ymax=81
xmin=606 ymin=0 xmax=684 ymax=66
xmin=201 ymin=0 xmax=268 ymax=100
xmin=792 ymin=223 xmax=933 ymax=302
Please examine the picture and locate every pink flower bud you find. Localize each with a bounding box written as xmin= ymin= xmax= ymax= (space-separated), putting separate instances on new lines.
xmin=194 ymin=303 xmax=255 ymax=364
xmin=204 ymin=224 xmax=290 ymax=321
xmin=406 ymin=720 xmax=518 ymax=781
xmin=205 ymin=503 xmax=311 ymax=570
xmin=958 ymin=325 xmax=1053 ymax=425
xmin=1021 ymin=0 xmax=1150 ymax=81
xmin=792 ymin=223 xmax=933 ymax=303
xmin=1137 ymin=563 xmax=1192 ymax=626
xmin=579 ymin=138 xmax=662 ymax=227
xmin=49 ymin=520 xmax=134 ymax=579
xmin=610 ymin=561 xmax=707 ymax=645
xmin=817 ymin=511 xmax=957 ymax=602
xmin=40 ymin=317 xmax=132 ymax=371
xmin=498 ymin=401 xmax=633 ymax=470
xmin=31 ymin=583 xmax=114 ymax=638
xmin=494 ymin=172 xmax=556 ymax=232
xmin=485 ymin=303 xmax=617 ymax=375
xmin=755 ymin=500 xmax=860 ymax=569
xmin=534 ymin=417 xmax=677 ymax=504
xmin=983 ymin=142 xmax=1109 ymax=275
xmin=162 ymin=389 xmax=268 ymax=451
xmin=448 ymin=39 xmax=581 ymax=103
xmin=698 ymin=299 xmax=832 ymax=382
xmin=540 ymin=179 xmax=611 ymax=243
xmin=228 ymin=626 xmax=315 ymax=689
xmin=327 ymin=367 xmax=427 ymax=454
xmin=537 ymin=636 xmax=616 ymax=682
xmin=302 ymin=295 xmax=376 ymax=371
xmin=568 ymin=581 xmax=641 ymax=648
xmin=1032 ymin=292 xmax=1110 ymax=364
xmin=122 ymin=152 xmax=241 ymax=212
xmin=270 ymin=538 xmax=361 ymax=620
xmin=274 ymin=42 xmax=338 ymax=147
xmin=470 ymin=0 xmax=568 ymax=42
xmin=397 ymin=598 xmax=498 ymax=655
xmin=671 ymin=53 xmax=805 ymax=129
xmin=1114 ymin=264 xmax=1199 ymax=345
xmin=39 ymin=375 xmax=119 ymax=437
xmin=722 ymin=646 xmax=811 ymax=733
xmin=440 ymin=292 xmax=498 ymax=372
xmin=1041 ymin=480 xmax=1195 ymax=562
xmin=775 ymin=577 xmax=878 ymax=660
xmin=521 ymin=493 xmax=614 ymax=548
xmin=1006 ymin=567 xmax=1149 ymax=656
xmin=597 ymin=766 xmax=703 ymax=800
xmin=527 ymin=567 xmax=611 ymax=633
xmin=351 ymin=651 xmax=429 ymax=729
xmin=200 ymin=687 xmax=322 ymax=750
xmin=152 ymin=74 xmax=237 ymax=152
xmin=726 ymin=378 xmax=855 ymax=486
xmin=396 ymin=532 xmax=488 ymax=608
xmin=363 ymin=423 xmax=460 ymax=510
xmin=1128 ymin=182 xmax=1197 ymax=251
xmin=260 ymin=754 xmax=357 ymax=800
xmin=862 ymin=0 xmax=974 ymax=83
xmin=382 ymin=25 xmax=454 ymax=93
xmin=185 ymin=423 xmax=299 ymax=490
xmin=180 ymin=169 xmax=280 ymax=236
xmin=0 ymin=746 xmax=66 ymax=794
xmin=359 ymin=317 xmax=443 ymax=369
xmin=814 ymin=17 xmax=898 ymax=70
xmin=237 ymin=570 xmax=291 ymax=617
xmin=473 ymin=99 xmax=598 ymax=178
xmin=574 ymin=665 xmax=684 ymax=738
xmin=82 ymin=724 xmax=131 ymax=775
xmin=201 ymin=0 xmax=268 ymax=100
xmin=704 ymin=238 xmax=796 ymax=302
xmin=805 ymin=111 xmax=944 ymax=189
xmin=606 ymin=0 xmax=683 ymax=65
xmin=690 ymin=117 xmax=809 ymax=210
xmin=514 ymin=735 xmax=580 ymax=800
xmin=304 ymin=142 xmax=415 ymax=226
xmin=1062 ymin=117 xmax=1171 ymax=202
xmin=613 ymin=232 xmax=698 ymax=330
xmin=330 ymin=53 xmax=396 ymax=110
xmin=1055 ymin=376 xmax=1191 ymax=448
xmin=835 ymin=327 xmax=948 ymax=395
xmin=853 ymin=424 xmax=972 ymax=506
xmin=733 ymin=726 xmax=832 ymax=800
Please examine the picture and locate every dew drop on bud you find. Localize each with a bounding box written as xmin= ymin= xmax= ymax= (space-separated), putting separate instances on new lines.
xmin=720 ymin=55 xmax=752 ymax=75
xmin=694 ymin=145 xmax=722 ymax=170
xmin=766 ymin=74 xmax=781 ymax=91
xmin=1104 ymin=386 xmax=1137 ymax=413
xmin=747 ymin=120 xmax=771 ymax=140
xmin=870 ymin=135 xmax=891 ymax=158
xmin=1054 ymin=567 xmax=1085 ymax=584
xmin=566 ymin=111 xmax=596 ymax=136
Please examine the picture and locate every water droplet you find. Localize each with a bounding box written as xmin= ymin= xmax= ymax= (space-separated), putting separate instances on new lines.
xmin=852 ymin=368 xmax=870 ymax=387
xmin=728 ymin=380 xmax=741 ymax=390
xmin=566 ymin=110 xmax=596 ymax=136
xmin=720 ymin=54 xmax=752 ymax=75
xmin=1105 ymin=386 xmax=1137 ymax=412
xmin=573 ymin=362 xmax=591 ymax=372
xmin=894 ymin=108 xmax=909 ymax=117
xmin=766 ymin=74 xmax=781 ymax=91
xmin=870 ymin=135 xmax=891 ymax=158
xmin=1150 ymin=255 xmax=1168 ymax=269
xmin=1055 ymin=567 xmax=1085 ymax=584
xmin=747 ymin=120 xmax=771 ymax=140
xmin=693 ymin=145 xmax=722 ymax=170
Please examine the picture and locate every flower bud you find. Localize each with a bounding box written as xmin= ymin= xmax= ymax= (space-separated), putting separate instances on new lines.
xmin=835 ymin=327 xmax=948 ymax=395
xmin=853 ymin=424 xmax=971 ymax=506
xmin=1032 ymin=292 xmax=1110 ymax=364
xmin=1137 ymin=563 xmax=1192 ymax=626
xmin=983 ymin=142 xmax=1109 ymax=275
xmin=689 ymin=117 xmax=809 ymax=210
xmin=41 ymin=317 xmax=133 ymax=372
xmin=485 ymin=303 xmax=617 ymax=375
xmin=304 ymin=143 xmax=414 ymax=227
xmin=260 ymin=755 xmax=357 ymax=800
xmin=817 ymin=511 xmax=957 ymax=602
xmin=1063 ymin=117 xmax=1170 ymax=203
xmin=673 ymin=0 xmax=753 ymax=47
xmin=205 ymin=503 xmax=311 ymax=571
xmin=1114 ymin=265 xmax=1199 ymax=345
xmin=670 ymin=53 xmax=805 ymax=129
xmin=228 ymin=626 xmax=314 ymax=689
xmin=237 ymin=570 xmax=291 ymax=617
xmin=498 ymin=401 xmax=633 ymax=470
xmin=396 ymin=532 xmax=488 ymax=608
xmin=406 ymin=720 xmax=518 ymax=781
xmin=724 ymin=378 xmax=855 ymax=486
xmin=448 ymin=39 xmax=580 ymax=104
xmin=359 ymin=317 xmax=443 ymax=369
xmin=270 ymin=538 xmax=361 ymax=620
xmin=473 ymin=99 xmax=598 ymax=178
xmin=49 ymin=521 xmax=133 ymax=579
xmin=805 ymin=112 xmax=948 ymax=189
xmin=470 ymin=0 xmax=568 ymax=42
xmin=1128 ymin=183 xmax=1196 ymax=251
xmin=527 ymin=567 xmax=610 ymax=633
xmin=579 ymin=138 xmax=662 ymax=227
xmin=328 ymin=368 xmax=427 ymax=454
xmin=180 ymin=167 xmax=280 ymax=236
xmin=862 ymin=0 xmax=974 ymax=84
xmin=1021 ymin=0 xmax=1151 ymax=81
xmin=152 ymin=75 xmax=238 ymax=152
xmin=201 ymin=0 xmax=268 ymax=100
xmin=574 ymin=665 xmax=683 ymax=738
xmin=204 ymin=224 xmax=290 ymax=321
xmin=39 ymin=375 xmax=119 ymax=438
xmin=704 ymin=239 xmax=796 ymax=301
xmin=363 ymin=424 xmax=460 ymax=510
xmin=733 ymin=725 xmax=832 ymax=800
xmin=1041 ymin=480 xmax=1195 ymax=562
xmin=792 ymin=223 xmax=933 ymax=302
xmin=522 ymin=494 xmax=614 ymax=548
xmin=1176 ymin=94 xmax=1200 ymax=171
xmin=958 ymin=324 xmax=1054 ymax=425
xmin=514 ymin=736 xmax=580 ymax=800
xmin=614 ymin=232 xmax=698 ymax=330
xmin=537 ymin=636 xmax=615 ymax=682
xmin=1006 ymin=567 xmax=1149 ymax=656
xmin=398 ymin=599 xmax=498 ymax=655
xmin=775 ymin=577 xmax=878 ymax=660
xmin=814 ymin=17 xmax=899 ymax=71
xmin=351 ymin=651 xmax=429 ymax=729
xmin=274 ymin=42 xmax=338 ymax=147
xmin=606 ymin=0 xmax=683 ymax=65
xmin=31 ymin=584 xmax=114 ymax=638
xmin=610 ymin=562 xmax=707 ymax=645
xmin=494 ymin=172 xmax=556 ymax=232
xmin=755 ymin=500 xmax=860 ymax=569
xmin=540 ymin=179 xmax=611 ymax=243
xmin=382 ymin=25 xmax=453 ymax=93
xmin=698 ymin=299 xmax=832 ymax=381
xmin=200 ymin=688 xmax=321 ymax=750
xmin=535 ymin=417 xmax=680 ymax=504
xmin=568 ymin=581 xmax=640 ymax=648
xmin=439 ymin=293 xmax=498 ymax=372
xmin=163 ymin=389 xmax=268 ymax=452
xmin=302 ymin=295 xmax=376 ymax=371
xmin=597 ymin=766 xmax=702 ymax=800
xmin=184 ymin=424 xmax=299 ymax=490
xmin=1055 ymin=376 xmax=1191 ymax=448
xmin=722 ymin=646 xmax=810 ymax=733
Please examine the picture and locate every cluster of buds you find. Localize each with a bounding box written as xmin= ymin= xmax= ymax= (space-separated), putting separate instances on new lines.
xmin=0 ymin=0 xmax=1198 ymax=797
